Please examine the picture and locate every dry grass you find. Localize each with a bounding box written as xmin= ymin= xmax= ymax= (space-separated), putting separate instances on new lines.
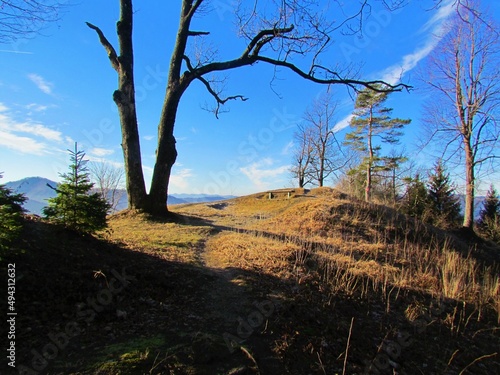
xmin=112 ymin=188 xmax=500 ymax=323
xmin=106 ymin=211 xmax=212 ymax=264
xmin=176 ymin=187 xmax=500 ymax=322
xmin=205 ymin=231 xmax=300 ymax=278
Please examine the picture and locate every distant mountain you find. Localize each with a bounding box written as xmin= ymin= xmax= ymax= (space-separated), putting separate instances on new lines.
xmin=458 ymin=194 xmax=487 ymax=219
xmin=5 ymin=177 xmax=58 ymax=215
xmin=4 ymin=177 xmax=237 ymax=214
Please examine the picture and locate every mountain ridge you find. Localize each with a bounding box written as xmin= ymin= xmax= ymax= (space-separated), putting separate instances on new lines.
xmin=4 ymin=176 xmax=237 ymax=215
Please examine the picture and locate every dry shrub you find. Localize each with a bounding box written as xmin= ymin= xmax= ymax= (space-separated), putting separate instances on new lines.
xmin=405 ymin=300 xmax=426 ymax=322
xmin=439 ymin=250 xmax=478 ymax=300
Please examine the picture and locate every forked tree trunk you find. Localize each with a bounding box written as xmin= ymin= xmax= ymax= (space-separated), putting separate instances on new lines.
xmin=88 ymin=0 xmax=410 ymax=215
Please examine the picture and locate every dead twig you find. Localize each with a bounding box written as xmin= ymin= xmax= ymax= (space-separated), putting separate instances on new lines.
xmin=343 ymin=317 xmax=355 ymax=375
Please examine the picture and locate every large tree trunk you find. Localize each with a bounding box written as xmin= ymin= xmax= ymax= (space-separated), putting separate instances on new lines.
xmin=463 ymin=138 xmax=475 ymax=229
xmin=148 ymin=90 xmax=182 ymax=215
xmin=114 ymin=0 xmax=147 ymax=210
xmin=146 ymin=1 xmax=192 ymax=215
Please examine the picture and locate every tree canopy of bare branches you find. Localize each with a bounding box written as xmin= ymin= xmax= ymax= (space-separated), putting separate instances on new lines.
xmin=421 ymin=0 xmax=500 ymax=229
xmin=292 ymin=91 xmax=348 ymax=187
xmin=89 ymin=162 xmax=125 ymax=213
xmin=0 ymin=0 xmax=67 ymax=42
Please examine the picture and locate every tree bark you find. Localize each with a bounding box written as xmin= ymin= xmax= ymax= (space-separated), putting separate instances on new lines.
xmin=147 ymin=0 xmax=195 ymax=215
xmin=86 ymin=0 xmax=147 ymax=211
xmin=463 ymin=136 xmax=475 ymax=229
xmin=112 ymin=1 xmax=147 ymax=210
xmin=366 ymin=109 xmax=374 ymax=202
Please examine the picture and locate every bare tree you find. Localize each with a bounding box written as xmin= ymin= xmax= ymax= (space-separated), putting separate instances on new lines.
xmin=86 ymin=0 xmax=411 ymax=215
xmin=89 ymin=162 xmax=125 ymax=213
xmin=421 ymin=0 xmax=500 ymax=230
xmin=378 ymin=150 xmax=408 ymax=204
xmin=0 ymin=0 xmax=67 ymax=42
xmin=303 ymin=92 xmax=348 ymax=187
xmin=291 ymin=123 xmax=315 ymax=188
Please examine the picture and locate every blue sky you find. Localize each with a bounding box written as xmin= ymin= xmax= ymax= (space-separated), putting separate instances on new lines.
xmin=0 ymin=0 xmax=499 ymax=196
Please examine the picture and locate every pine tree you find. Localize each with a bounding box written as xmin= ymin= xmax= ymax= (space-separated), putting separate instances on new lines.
xmin=401 ymin=174 xmax=428 ymax=219
xmin=0 ymin=174 xmax=26 ymax=250
xmin=43 ymin=144 xmax=110 ymax=234
xmin=426 ymin=161 xmax=462 ymax=228
xmin=477 ymin=185 xmax=500 ymax=240
xmin=345 ymin=85 xmax=411 ymax=202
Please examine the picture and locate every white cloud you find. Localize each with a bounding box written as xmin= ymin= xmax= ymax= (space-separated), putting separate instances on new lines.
xmin=26 ymin=103 xmax=52 ymax=112
xmin=281 ymin=141 xmax=294 ymax=155
xmin=419 ymin=0 xmax=455 ymax=34
xmin=0 ymin=130 xmax=47 ymax=155
xmin=240 ymin=158 xmax=290 ymax=190
xmin=0 ymin=103 xmax=64 ymax=154
xmin=6 ymin=121 xmax=62 ymax=141
xmin=28 ymin=73 xmax=53 ymax=95
xmin=170 ymin=168 xmax=193 ymax=190
xmin=143 ymin=135 xmax=154 ymax=141
xmin=333 ymin=114 xmax=355 ymax=133
xmin=89 ymin=147 xmax=114 ymax=157
xmin=376 ymin=1 xmax=455 ymax=86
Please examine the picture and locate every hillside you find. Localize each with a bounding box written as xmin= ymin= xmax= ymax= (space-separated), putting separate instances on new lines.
xmin=1 ymin=187 xmax=499 ymax=374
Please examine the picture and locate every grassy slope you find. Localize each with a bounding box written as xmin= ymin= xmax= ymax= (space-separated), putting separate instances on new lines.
xmin=1 ymin=187 xmax=499 ymax=374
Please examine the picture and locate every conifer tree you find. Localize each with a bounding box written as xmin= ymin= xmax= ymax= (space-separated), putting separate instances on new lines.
xmin=401 ymin=174 xmax=428 ymax=219
xmin=345 ymin=85 xmax=411 ymax=202
xmin=477 ymin=185 xmax=500 ymax=240
xmin=426 ymin=161 xmax=462 ymax=228
xmin=43 ymin=144 xmax=110 ymax=234
xmin=0 ymin=174 xmax=26 ymax=250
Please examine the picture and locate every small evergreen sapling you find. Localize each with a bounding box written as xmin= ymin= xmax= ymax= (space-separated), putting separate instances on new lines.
xmin=477 ymin=185 xmax=500 ymax=241
xmin=401 ymin=174 xmax=428 ymax=219
xmin=426 ymin=161 xmax=462 ymax=228
xmin=43 ymin=144 xmax=110 ymax=234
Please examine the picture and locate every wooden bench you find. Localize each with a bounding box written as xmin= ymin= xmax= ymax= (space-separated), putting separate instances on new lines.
xmin=266 ymin=189 xmax=295 ymax=199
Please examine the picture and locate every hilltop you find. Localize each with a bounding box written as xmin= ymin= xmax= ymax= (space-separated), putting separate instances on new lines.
xmin=1 ymin=187 xmax=499 ymax=374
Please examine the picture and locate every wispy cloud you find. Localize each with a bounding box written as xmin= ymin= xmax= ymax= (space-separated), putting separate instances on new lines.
xmin=419 ymin=0 xmax=456 ymax=34
xmin=0 ymin=49 xmax=33 ymax=55
xmin=333 ymin=114 xmax=355 ymax=133
xmin=377 ymin=1 xmax=455 ymax=85
xmin=28 ymin=73 xmax=53 ymax=95
xmin=240 ymin=158 xmax=290 ymax=190
xmin=281 ymin=141 xmax=294 ymax=155
xmin=89 ymin=147 xmax=115 ymax=157
xmin=170 ymin=168 xmax=193 ymax=190
xmin=143 ymin=135 xmax=154 ymax=141
xmin=0 ymin=103 xmax=63 ymax=154
xmin=0 ymin=130 xmax=47 ymax=155
xmin=26 ymin=103 xmax=54 ymax=112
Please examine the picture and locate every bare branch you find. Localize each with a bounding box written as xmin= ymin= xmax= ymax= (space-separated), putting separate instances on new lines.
xmin=255 ymin=55 xmax=410 ymax=92
xmin=188 ymin=30 xmax=210 ymax=36
xmin=86 ymin=22 xmax=120 ymax=72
